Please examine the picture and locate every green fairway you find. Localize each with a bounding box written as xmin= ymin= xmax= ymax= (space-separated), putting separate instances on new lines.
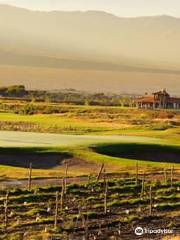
xmin=0 ymin=130 xmax=179 ymax=180
xmin=0 ymin=130 xmax=160 ymax=147
xmin=0 ymin=111 xmax=179 ymax=145
xmin=0 ymin=106 xmax=179 ymax=179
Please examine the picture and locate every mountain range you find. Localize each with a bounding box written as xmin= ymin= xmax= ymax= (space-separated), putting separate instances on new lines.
xmin=0 ymin=4 xmax=180 ymax=94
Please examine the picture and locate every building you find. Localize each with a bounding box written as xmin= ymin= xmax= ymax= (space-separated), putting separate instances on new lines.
xmin=135 ymin=89 xmax=180 ymax=109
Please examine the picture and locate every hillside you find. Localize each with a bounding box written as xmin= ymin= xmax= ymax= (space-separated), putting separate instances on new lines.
xmin=0 ymin=4 xmax=180 ymax=93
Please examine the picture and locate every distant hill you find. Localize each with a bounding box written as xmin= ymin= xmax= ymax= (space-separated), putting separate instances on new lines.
xmin=0 ymin=4 xmax=180 ymax=94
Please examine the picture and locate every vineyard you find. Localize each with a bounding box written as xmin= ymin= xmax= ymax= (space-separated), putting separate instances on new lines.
xmin=0 ymin=166 xmax=179 ymax=240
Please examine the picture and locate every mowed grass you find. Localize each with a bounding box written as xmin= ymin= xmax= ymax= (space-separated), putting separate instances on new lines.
xmin=0 ymin=141 xmax=179 ymax=179
xmin=0 ymin=105 xmax=179 ymax=142
xmin=0 ymin=112 xmax=110 ymax=134
xmin=0 ymin=105 xmax=179 ymax=178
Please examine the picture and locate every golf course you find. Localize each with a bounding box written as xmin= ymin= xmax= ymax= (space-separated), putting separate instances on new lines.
xmin=0 ymin=130 xmax=158 ymax=147
xmin=0 ymin=104 xmax=179 ymax=240
xmin=0 ymin=127 xmax=179 ymax=179
xmin=0 ymin=2 xmax=180 ymax=237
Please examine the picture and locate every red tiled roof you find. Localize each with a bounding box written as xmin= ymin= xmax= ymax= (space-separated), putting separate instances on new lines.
xmin=135 ymin=96 xmax=155 ymax=103
xmin=135 ymin=96 xmax=180 ymax=104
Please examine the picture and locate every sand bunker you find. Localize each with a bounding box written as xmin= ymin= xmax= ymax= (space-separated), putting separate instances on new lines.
xmin=0 ymin=149 xmax=72 ymax=169
xmin=93 ymin=143 xmax=180 ymax=163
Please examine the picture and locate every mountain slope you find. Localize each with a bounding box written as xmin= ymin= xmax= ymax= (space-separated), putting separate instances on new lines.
xmin=1 ymin=50 xmax=180 ymax=74
xmin=0 ymin=4 xmax=180 ymax=93
xmin=0 ymin=4 xmax=180 ymax=67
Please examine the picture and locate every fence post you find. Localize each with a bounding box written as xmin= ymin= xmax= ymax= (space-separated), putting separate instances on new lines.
xmin=149 ymin=186 xmax=152 ymax=216
xmin=82 ymin=214 xmax=89 ymax=239
xmin=28 ymin=162 xmax=32 ymax=191
xmin=164 ymin=168 xmax=167 ymax=184
xmin=61 ymin=178 xmax=65 ymax=211
xmin=136 ymin=162 xmax=139 ymax=185
xmin=104 ymin=169 xmax=108 ymax=214
xmin=4 ymin=191 xmax=9 ymax=229
xmin=54 ymin=191 xmax=59 ymax=229
xmin=64 ymin=163 xmax=68 ymax=194
xmin=86 ymin=174 xmax=92 ymax=189
xmin=141 ymin=172 xmax=145 ymax=198
xmin=170 ymin=166 xmax=174 ymax=188
xmin=96 ymin=163 xmax=105 ymax=182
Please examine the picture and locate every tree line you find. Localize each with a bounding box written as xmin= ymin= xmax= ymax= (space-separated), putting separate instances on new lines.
xmin=0 ymin=85 xmax=136 ymax=107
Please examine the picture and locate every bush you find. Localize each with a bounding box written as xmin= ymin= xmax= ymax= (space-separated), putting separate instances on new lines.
xmin=23 ymin=104 xmax=36 ymax=115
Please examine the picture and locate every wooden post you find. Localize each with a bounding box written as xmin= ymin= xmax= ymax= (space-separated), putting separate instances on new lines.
xmin=75 ymin=206 xmax=82 ymax=230
xmin=98 ymin=223 xmax=102 ymax=236
xmin=96 ymin=163 xmax=105 ymax=182
xmin=149 ymin=186 xmax=152 ymax=216
xmin=118 ymin=223 xmax=121 ymax=236
xmin=74 ymin=207 xmax=80 ymax=230
xmin=4 ymin=191 xmax=9 ymax=229
xmin=64 ymin=163 xmax=68 ymax=194
xmin=135 ymin=162 xmax=139 ymax=185
xmin=164 ymin=168 xmax=167 ymax=184
xmin=54 ymin=191 xmax=59 ymax=229
xmin=141 ymin=172 xmax=145 ymax=198
xmin=28 ymin=162 xmax=32 ymax=191
xmin=82 ymin=214 xmax=89 ymax=239
xmin=170 ymin=166 xmax=174 ymax=188
xmin=103 ymin=168 xmax=106 ymax=185
xmin=87 ymin=174 xmax=91 ymax=185
xmin=60 ymin=178 xmax=65 ymax=211
xmin=104 ymin=170 xmax=108 ymax=214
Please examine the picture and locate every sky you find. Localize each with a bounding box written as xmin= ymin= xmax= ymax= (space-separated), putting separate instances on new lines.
xmin=0 ymin=0 xmax=180 ymax=17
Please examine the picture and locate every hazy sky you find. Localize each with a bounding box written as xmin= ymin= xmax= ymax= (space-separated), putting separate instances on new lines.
xmin=0 ymin=0 xmax=180 ymax=17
